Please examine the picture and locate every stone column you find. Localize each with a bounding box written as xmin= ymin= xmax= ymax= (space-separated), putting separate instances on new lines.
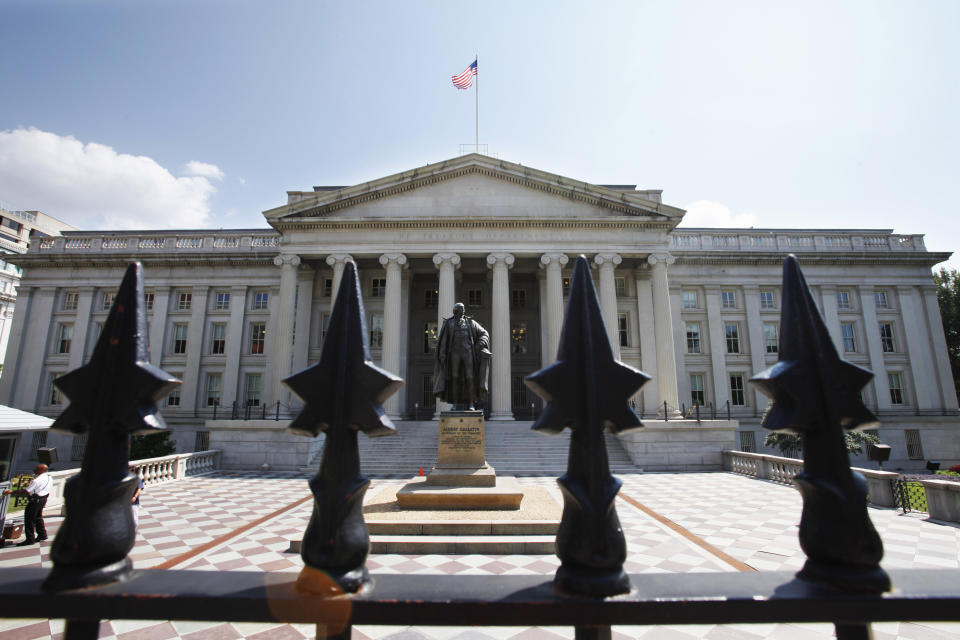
xmin=634 ymin=270 xmax=659 ymax=414
xmin=69 ymin=287 xmax=95 ymax=369
xmin=222 ymin=285 xmax=248 ymax=412
xmin=819 ymin=285 xmax=843 ymax=351
xmin=858 ymin=285 xmax=891 ymax=410
xmin=292 ymin=265 xmax=315 ymax=375
xmin=743 ymin=286 xmax=767 ymax=412
xmin=149 ymin=287 xmax=171 ymax=367
xmin=897 ymin=285 xmax=938 ymax=410
xmin=270 ymin=254 xmax=301 ymax=406
xmin=594 ymin=253 xmax=622 ymax=359
xmin=180 ymin=286 xmax=210 ymax=413
xmin=0 ymin=286 xmax=33 ymax=406
xmin=648 ymin=253 xmax=681 ymax=417
xmin=539 ymin=253 xmax=568 ymax=365
xmin=704 ymin=286 xmax=728 ymax=412
xmin=379 ymin=253 xmax=407 ymax=417
xmin=433 ymin=253 xmax=460 ymax=326
xmin=326 ymin=253 xmax=354 ymax=311
xmin=922 ymin=285 xmax=960 ymax=410
xmin=487 ymin=253 xmax=515 ymax=420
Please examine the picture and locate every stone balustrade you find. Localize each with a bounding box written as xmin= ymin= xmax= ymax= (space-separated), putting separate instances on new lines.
xmin=920 ymin=479 xmax=960 ymax=523
xmin=672 ymin=230 xmax=926 ymax=253
xmin=44 ymin=450 xmax=221 ymax=516
xmin=32 ymin=233 xmax=280 ymax=254
xmin=722 ymin=450 xmax=900 ymax=507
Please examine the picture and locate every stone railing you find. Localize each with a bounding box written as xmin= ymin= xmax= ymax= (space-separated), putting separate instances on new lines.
xmin=44 ymin=450 xmax=221 ymax=515
xmin=920 ymin=479 xmax=960 ymax=523
xmin=722 ymin=451 xmax=900 ymax=507
xmin=31 ymin=233 xmax=280 ymax=255
xmin=672 ymin=230 xmax=927 ymax=253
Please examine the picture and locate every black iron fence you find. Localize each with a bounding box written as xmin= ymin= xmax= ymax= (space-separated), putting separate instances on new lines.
xmin=4 ymin=256 xmax=959 ymax=640
xmin=894 ymin=477 xmax=931 ymax=514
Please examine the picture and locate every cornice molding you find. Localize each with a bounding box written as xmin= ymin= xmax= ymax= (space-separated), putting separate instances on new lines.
xmin=274 ymin=217 xmax=674 ymax=233
xmin=673 ymin=252 xmax=950 ymax=268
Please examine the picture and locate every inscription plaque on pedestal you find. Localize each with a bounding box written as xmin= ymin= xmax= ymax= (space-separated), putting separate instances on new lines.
xmin=437 ymin=411 xmax=485 ymax=468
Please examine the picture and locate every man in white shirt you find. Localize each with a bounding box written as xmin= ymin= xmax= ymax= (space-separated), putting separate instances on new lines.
xmin=3 ymin=464 xmax=52 ymax=546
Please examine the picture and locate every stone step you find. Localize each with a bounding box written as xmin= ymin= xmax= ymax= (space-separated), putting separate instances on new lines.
xmin=288 ymin=534 xmax=556 ymax=555
xmin=366 ymin=520 xmax=557 ymax=535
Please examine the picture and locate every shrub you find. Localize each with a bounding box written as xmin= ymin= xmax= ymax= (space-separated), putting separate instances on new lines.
xmin=130 ymin=432 xmax=176 ymax=460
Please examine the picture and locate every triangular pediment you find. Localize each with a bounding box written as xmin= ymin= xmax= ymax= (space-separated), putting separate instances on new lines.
xmin=263 ymin=155 xmax=685 ymax=225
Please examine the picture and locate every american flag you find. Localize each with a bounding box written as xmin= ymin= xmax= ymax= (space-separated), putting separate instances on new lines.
xmin=451 ymin=59 xmax=477 ymax=89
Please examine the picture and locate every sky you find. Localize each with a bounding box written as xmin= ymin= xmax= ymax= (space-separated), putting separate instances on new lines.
xmin=0 ymin=0 xmax=957 ymax=270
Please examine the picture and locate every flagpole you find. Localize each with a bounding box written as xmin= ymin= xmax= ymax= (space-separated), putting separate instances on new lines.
xmin=475 ymin=54 xmax=479 ymax=150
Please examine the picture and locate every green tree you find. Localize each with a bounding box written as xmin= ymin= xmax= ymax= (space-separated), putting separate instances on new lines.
xmin=934 ymin=268 xmax=960 ymax=404
xmin=130 ymin=431 xmax=177 ymax=460
xmin=764 ymin=430 xmax=880 ymax=457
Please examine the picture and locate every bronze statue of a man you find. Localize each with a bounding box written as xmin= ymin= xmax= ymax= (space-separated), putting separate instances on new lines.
xmin=434 ymin=303 xmax=491 ymax=410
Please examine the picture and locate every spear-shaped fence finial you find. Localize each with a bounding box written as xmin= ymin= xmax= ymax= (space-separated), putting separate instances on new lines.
xmin=750 ymin=255 xmax=890 ymax=593
xmin=44 ymin=262 xmax=181 ymax=591
xmin=525 ymin=255 xmax=649 ymax=597
xmin=284 ymin=260 xmax=404 ymax=594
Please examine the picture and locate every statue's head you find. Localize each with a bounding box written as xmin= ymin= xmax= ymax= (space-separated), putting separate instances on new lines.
xmin=453 ymin=302 xmax=465 ymax=318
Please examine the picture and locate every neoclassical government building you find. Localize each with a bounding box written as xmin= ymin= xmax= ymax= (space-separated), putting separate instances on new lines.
xmin=1 ymin=154 xmax=957 ymax=470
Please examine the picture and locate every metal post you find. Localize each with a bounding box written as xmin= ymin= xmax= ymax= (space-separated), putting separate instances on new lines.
xmin=696 ymin=403 xmax=701 ymax=423
xmin=726 ymin=400 xmax=731 ymax=421
xmin=663 ymin=401 xmax=668 ymax=421
xmin=575 ymin=624 xmax=612 ymax=640
xmin=275 ymin=401 xmax=280 ymax=421
xmin=65 ymin=619 xmax=101 ymax=640
xmin=212 ymin=403 xmax=217 ymax=420
xmin=261 ymin=403 xmax=266 ymax=420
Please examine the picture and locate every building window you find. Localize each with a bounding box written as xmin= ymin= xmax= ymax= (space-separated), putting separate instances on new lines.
xmin=874 ymin=289 xmax=889 ymax=309
xmin=369 ymin=314 xmax=383 ymax=348
xmin=421 ymin=374 xmax=434 ymax=409
xmin=423 ymin=322 xmax=439 ymax=354
xmin=250 ymin=322 xmax=266 ymax=354
xmin=511 ymin=322 xmax=528 ymax=354
xmin=739 ymin=431 xmax=756 ymax=452
xmin=562 ymin=277 xmax=570 ymax=297
xmin=101 ymin=291 xmax=115 ymax=311
xmin=904 ymin=429 xmax=923 ymax=460
xmin=880 ymin=323 xmax=895 ymax=353
xmin=617 ymin=312 xmax=629 ymax=347
xmin=725 ymin=323 xmax=741 ymax=354
xmin=56 ymin=323 xmax=73 ymax=354
xmin=205 ymin=373 xmax=222 ymax=407
xmin=210 ymin=323 xmax=227 ymax=354
xmin=759 ymin=290 xmax=775 ymax=310
xmin=511 ymin=289 xmax=526 ymax=309
xmin=690 ymin=374 xmax=705 ymax=406
xmin=62 ymin=291 xmax=79 ymax=311
xmin=682 ymin=291 xmax=698 ymax=309
xmin=144 ymin=292 xmax=154 ymax=311
xmin=71 ymin=434 xmax=87 ymax=461
xmin=194 ymin=431 xmax=210 ymax=452
xmin=319 ymin=314 xmax=330 ymax=345
xmin=686 ymin=323 xmax=701 ymax=354
xmin=836 ymin=290 xmax=851 ymax=310
xmin=214 ymin=291 xmax=230 ymax=310
xmin=729 ymin=374 xmax=745 ymax=406
xmin=721 ymin=290 xmax=736 ymax=309
xmin=467 ymin=289 xmax=482 ymax=307
xmin=166 ymin=384 xmax=181 ymax=407
xmin=841 ymin=322 xmax=857 ymax=353
xmin=323 ymin=278 xmax=333 ymax=298
xmin=176 ymin=292 xmax=192 ymax=311
xmin=888 ymin=372 xmax=904 ymax=405
xmin=30 ymin=432 xmax=48 ymax=459
xmin=370 ymin=278 xmax=386 ymax=298
xmin=173 ymin=324 xmax=188 ymax=354
xmin=424 ymin=289 xmax=438 ymax=309
xmin=615 ymin=277 xmax=626 ymax=298
xmin=252 ymin=291 xmax=269 ymax=310
xmin=245 ymin=373 xmax=262 ymax=407
xmin=49 ymin=374 xmax=63 ymax=406
xmin=763 ymin=322 xmax=778 ymax=354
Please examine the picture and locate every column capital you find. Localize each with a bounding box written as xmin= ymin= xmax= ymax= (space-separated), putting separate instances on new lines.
xmin=379 ymin=253 xmax=408 ymax=268
xmin=486 ymin=253 xmax=515 ymax=269
xmin=325 ymin=253 xmax=353 ymax=267
xmin=432 ymin=253 xmax=461 ymax=269
xmin=539 ymin=253 xmax=569 ymax=268
xmin=594 ymin=253 xmax=622 ymax=267
xmin=647 ymin=252 xmax=674 ymax=267
xmin=274 ymin=254 xmax=302 ymax=268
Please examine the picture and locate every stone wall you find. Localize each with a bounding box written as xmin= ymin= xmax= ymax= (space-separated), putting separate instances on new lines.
xmin=206 ymin=419 xmax=309 ymax=471
xmin=617 ymin=419 xmax=737 ymax=471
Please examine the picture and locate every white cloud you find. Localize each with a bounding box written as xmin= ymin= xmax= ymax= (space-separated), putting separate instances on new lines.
xmin=0 ymin=127 xmax=218 ymax=229
xmin=184 ymin=160 xmax=225 ymax=181
xmin=679 ymin=200 xmax=759 ymax=228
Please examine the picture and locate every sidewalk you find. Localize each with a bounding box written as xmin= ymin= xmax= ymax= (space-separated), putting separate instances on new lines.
xmin=1 ymin=471 xmax=958 ymax=639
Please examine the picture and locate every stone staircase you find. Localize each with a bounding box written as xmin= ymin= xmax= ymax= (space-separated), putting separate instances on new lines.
xmin=303 ymin=420 xmax=640 ymax=477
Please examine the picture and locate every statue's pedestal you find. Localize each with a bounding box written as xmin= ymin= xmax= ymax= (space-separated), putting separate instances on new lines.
xmin=397 ymin=410 xmax=523 ymax=510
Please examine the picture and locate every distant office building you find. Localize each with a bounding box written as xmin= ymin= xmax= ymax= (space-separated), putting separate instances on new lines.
xmin=0 ymin=207 xmax=76 ymax=375
xmin=0 ymin=155 xmax=955 ymax=471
